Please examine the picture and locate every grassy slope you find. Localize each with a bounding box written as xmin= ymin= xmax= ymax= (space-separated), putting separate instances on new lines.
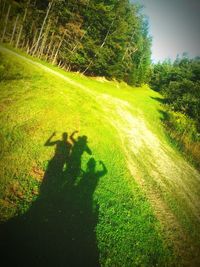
xmin=0 ymin=46 xmax=199 ymax=266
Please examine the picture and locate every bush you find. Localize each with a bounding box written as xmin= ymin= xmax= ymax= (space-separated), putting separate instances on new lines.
xmin=161 ymin=109 xmax=200 ymax=168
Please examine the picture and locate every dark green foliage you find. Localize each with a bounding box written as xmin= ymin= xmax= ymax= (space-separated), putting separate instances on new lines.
xmin=150 ymin=56 xmax=200 ymax=130
xmin=0 ymin=0 xmax=151 ymax=85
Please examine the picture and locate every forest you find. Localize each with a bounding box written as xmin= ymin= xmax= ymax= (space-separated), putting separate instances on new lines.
xmin=0 ymin=0 xmax=151 ymax=85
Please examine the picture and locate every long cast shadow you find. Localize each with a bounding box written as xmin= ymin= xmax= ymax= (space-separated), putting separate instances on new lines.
xmin=0 ymin=131 xmax=107 ymax=267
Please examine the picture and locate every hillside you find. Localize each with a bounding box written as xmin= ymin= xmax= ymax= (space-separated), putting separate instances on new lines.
xmin=0 ymin=46 xmax=200 ymax=266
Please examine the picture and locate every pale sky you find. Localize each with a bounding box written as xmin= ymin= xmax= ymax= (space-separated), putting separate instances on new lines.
xmin=134 ymin=0 xmax=200 ymax=62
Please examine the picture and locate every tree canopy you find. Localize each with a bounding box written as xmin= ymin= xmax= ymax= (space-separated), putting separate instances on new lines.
xmin=0 ymin=0 xmax=152 ymax=85
xmin=150 ymin=56 xmax=200 ymax=130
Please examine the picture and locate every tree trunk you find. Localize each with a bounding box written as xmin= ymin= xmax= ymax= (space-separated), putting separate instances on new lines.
xmin=16 ymin=0 xmax=30 ymax=48
xmin=26 ymin=21 xmax=34 ymax=53
xmin=21 ymin=38 xmax=26 ymax=49
xmin=32 ymin=0 xmax=53 ymax=55
xmin=82 ymin=60 xmax=93 ymax=74
xmin=122 ymin=31 xmax=137 ymax=62
xmin=10 ymin=15 xmax=19 ymax=45
xmin=52 ymin=31 xmax=66 ymax=65
xmin=0 ymin=0 xmax=2 ymax=16
xmin=29 ymin=28 xmax=38 ymax=54
xmin=50 ymin=41 xmax=58 ymax=62
xmin=1 ymin=4 xmax=11 ymax=42
xmin=45 ymin=31 xmax=55 ymax=60
xmin=1 ymin=0 xmax=6 ymax=17
xmin=38 ymin=19 xmax=51 ymax=58
xmin=71 ymin=26 xmax=89 ymax=53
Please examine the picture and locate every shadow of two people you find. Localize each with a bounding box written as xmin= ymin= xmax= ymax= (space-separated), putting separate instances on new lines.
xmin=0 ymin=131 xmax=107 ymax=267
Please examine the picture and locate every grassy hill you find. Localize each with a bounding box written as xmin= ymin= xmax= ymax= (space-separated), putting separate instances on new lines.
xmin=0 ymin=45 xmax=200 ymax=266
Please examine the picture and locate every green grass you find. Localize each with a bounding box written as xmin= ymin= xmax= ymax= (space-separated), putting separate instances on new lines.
xmin=0 ymin=46 xmax=199 ymax=266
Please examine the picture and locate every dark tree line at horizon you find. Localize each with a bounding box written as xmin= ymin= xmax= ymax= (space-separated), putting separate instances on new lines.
xmin=0 ymin=0 xmax=152 ymax=85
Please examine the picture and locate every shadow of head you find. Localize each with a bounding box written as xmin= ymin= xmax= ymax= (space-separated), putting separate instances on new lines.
xmin=62 ymin=132 xmax=68 ymax=141
xmin=87 ymin=157 xmax=96 ymax=171
xmin=78 ymin=135 xmax=88 ymax=143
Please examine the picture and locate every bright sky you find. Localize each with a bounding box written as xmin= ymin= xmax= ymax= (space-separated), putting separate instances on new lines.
xmin=134 ymin=0 xmax=200 ymax=62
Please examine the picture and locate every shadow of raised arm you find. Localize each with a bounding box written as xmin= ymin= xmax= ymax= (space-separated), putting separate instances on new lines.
xmin=45 ymin=132 xmax=58 ymax=146
xmin=98 ymin=161 xmax=107 ymax=177
xmin=70 ymin=130 xmax=78 ymax=144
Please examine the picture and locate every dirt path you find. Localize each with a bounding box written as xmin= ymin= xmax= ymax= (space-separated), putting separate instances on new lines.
xmin=1 ymin=46 xmax=200 ymax=265
xmin=99 ymin=94 xmax=200 ymax=266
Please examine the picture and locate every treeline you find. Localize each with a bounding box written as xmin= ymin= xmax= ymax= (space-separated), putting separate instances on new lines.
xmin=0 ymin=0 xmax=151 ymax=85
xmin=150 ymin=56 xmax=200 ymax=130
xmin=150 ymin=56 xmax=200 ymax=166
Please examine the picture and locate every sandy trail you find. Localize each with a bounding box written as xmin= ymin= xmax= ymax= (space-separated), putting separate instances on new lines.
xmin=98 ymin=93 xmax=200 ymax=265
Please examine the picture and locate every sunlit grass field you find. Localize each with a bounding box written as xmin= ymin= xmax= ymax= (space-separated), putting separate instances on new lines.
xmin=0 ymin=46 xmax=199 ymax=266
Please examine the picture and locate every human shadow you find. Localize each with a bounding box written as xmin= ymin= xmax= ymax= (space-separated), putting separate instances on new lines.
xmin=40 ymin=131 xmax=71 ymax=195
xmin=68 ymin=130 xmax=92 ymax=177
xmin=0 ymin=132 xmax=107 ymax=267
